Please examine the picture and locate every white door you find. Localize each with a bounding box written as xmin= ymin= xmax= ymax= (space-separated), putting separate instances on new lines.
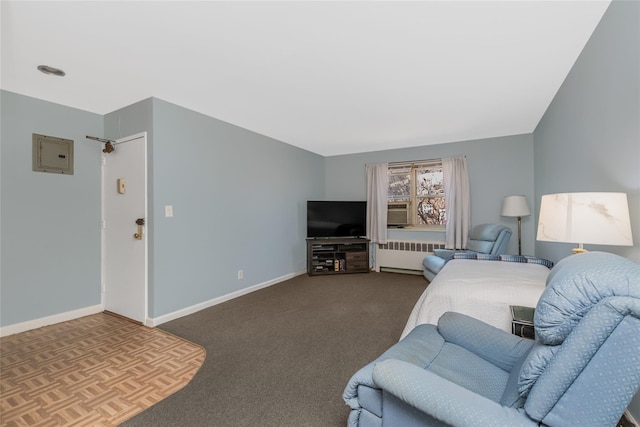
xmin=102 ymin=132 xmax=148 ymax=324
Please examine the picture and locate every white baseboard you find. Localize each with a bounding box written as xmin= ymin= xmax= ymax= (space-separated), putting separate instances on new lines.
xmin=0 ymin=304 xmax=103 ymax=337
xmin=0 ymin=270 xmax=307 ymax=335
xmin=147 ymin=270 xmax=306 ymax=327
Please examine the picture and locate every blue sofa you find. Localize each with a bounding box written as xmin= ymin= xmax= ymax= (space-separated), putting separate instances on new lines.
xmin=422 ymin=224 xmax=512 ymax=281
xmin=344 ymin=252 xmax=640 ymax=426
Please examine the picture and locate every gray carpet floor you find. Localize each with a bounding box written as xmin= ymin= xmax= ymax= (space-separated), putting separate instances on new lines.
xmin=121 ymin=271 xmax=428 ymax=427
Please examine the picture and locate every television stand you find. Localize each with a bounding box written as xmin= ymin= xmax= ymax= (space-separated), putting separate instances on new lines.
xmin=306 ymin=238 xmax=370 ymax=276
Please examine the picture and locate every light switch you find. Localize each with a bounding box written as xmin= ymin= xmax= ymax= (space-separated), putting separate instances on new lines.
xmin=165 ymin=205 xmax=174 ymax=217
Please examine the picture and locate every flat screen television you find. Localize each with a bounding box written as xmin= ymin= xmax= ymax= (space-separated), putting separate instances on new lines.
xmin=307 ymin=200 xmax=367 ymax=238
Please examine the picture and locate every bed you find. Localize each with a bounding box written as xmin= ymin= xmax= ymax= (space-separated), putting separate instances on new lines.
xmin=400 ymin=254 xmax=553 ymax=339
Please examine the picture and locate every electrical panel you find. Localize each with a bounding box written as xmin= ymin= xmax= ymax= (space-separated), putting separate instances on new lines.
xmin=32 ymin=133 xmax=74 ymax=175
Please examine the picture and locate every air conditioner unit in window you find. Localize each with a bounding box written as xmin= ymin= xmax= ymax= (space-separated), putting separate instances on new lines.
xmin=387 ymin=203 xmax=409 ymax=226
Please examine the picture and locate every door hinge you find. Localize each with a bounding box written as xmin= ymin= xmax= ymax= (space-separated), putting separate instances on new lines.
xmin=101 ymin=220 xmax=106 ymax=229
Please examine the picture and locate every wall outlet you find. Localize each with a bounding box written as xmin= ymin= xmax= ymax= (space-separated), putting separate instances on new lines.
xmin=237 ymin=270 xmax=244 ymax=280
xmin=165 ymin=205 xmax=173 ymax=217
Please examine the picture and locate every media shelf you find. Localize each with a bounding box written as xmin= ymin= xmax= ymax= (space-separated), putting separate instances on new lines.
xmin=306 ymin=238 xmax=370 ymax=276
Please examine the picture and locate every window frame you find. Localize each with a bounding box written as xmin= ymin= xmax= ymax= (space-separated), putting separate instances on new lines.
xmin=387 ymin=159 xmax=446 ymax=230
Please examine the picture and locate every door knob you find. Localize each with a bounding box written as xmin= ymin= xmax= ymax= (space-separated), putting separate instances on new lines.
xmin=134 ymin=218 xmax=145 ymax=240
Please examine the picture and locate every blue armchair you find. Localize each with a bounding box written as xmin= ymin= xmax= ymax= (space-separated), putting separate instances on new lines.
xmin=423 ymin=223 xmax=512 ymax=281
xmin=344 ymin=252 xmax=640 ymax=427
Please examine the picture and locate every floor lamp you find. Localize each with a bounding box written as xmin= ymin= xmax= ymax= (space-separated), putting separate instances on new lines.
xmin=501 ymin=195 xmax=530 ymax=256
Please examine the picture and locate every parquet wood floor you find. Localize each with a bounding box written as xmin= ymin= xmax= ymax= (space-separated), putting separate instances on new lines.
xmin=0 ymin=313 xmax=205 ymax=426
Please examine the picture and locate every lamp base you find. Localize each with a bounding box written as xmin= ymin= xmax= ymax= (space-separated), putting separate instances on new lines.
xmin=572 ymin=243 xmax=588 ymax=254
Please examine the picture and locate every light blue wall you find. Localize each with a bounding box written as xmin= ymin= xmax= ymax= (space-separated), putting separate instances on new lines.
xmin=0 ymin=90 xmax=103 ymax=326
xmin=150 ymin=98 xmax=324 ymax=316
xmin=325 ymin=134 xmax=535 ymax=256
xmin=534 ymin=0 xmax=639 ymax=265
xmin=533 ymin=0 xmax=640 ymax=418
xmin=2 ymin=92 xmax=324 ymax=325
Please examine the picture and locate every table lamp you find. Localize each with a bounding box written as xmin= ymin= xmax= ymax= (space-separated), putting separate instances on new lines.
xmin=536 ymin=192 xmax=633 ymax=254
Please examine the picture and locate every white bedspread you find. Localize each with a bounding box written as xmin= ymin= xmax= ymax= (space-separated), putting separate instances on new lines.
xmin=400 ymin=259 xmax=549 ymax=339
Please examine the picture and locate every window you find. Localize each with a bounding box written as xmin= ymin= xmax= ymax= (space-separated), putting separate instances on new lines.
xmin=388 ymin=160 xmax=446 ymax=228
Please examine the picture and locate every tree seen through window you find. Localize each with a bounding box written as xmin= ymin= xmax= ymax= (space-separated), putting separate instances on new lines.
xmin=388 ymin=162 xmax=446 ymax=227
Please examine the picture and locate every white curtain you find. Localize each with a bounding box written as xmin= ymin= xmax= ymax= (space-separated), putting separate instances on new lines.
xmin=443 ymin=156 xmax=470 ymax=249
xmin=366 ymin=163 xmax=388 ymax=244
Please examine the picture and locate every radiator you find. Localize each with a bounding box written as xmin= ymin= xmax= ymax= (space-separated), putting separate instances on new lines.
xmin=375 ymin=241 xmax=445 ymax=274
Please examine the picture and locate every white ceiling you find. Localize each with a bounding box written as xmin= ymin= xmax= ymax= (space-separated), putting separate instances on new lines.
xmin=1 ymin=1 xmax=611 ymax=156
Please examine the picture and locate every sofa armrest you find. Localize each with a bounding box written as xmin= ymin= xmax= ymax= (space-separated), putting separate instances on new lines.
xmin=434 ymin=248 xmax=456 ymax=260
xmin=343 ymin=324 xmax=445 ymax=409
xmin=437 ymin=312 xmax=534 ymax=372
xmin=373 ymin=359 xmax=537 ymax=427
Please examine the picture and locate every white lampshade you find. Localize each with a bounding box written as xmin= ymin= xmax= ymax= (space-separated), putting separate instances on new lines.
xmin=501 ymin=195 xmax=531 ymax=217
xmin=537 ymin=192 xmax=633 ymax=251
